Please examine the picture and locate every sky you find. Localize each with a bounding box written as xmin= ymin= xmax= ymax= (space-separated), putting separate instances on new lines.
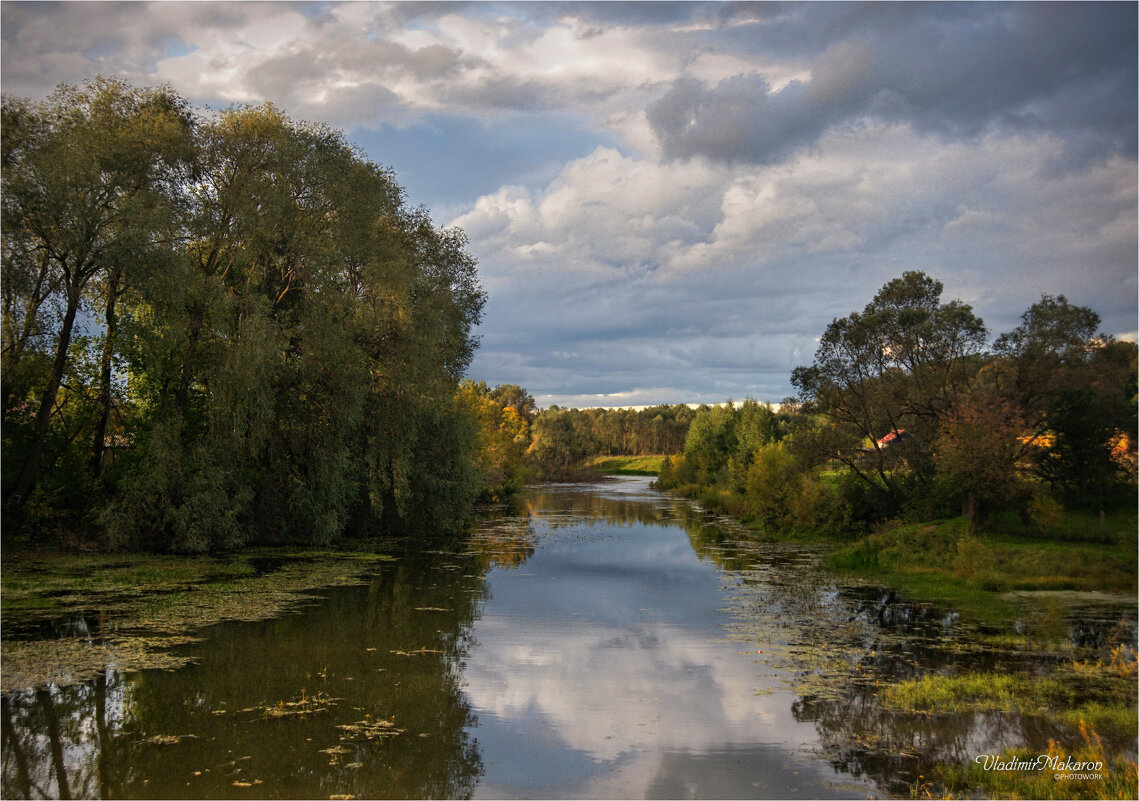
xmin=3 ymin=1 xmax=1136 ymax=407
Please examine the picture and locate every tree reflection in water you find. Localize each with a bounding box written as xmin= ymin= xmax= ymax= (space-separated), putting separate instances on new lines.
xmin=3 ymin=478 xmax=1135 ymax=799
xmin=3 ymin=544 xmax=487 ymax=799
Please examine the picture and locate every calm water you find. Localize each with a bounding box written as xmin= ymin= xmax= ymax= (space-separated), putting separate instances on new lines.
xmin=3 ymin=478 xmax=1135 ymax=799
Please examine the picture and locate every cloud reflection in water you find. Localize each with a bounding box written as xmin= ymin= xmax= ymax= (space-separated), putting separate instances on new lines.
xmin=462 ymin=483 xmax=870 ymax=798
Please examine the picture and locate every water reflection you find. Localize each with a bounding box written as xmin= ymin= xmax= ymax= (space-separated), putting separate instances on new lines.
xmin=4 ymin=477 xmax=1135 ymax=799
xmin=461 ymin=479 xmax=870 ymax=799
xmin=3 ymin=548 xmax=487 ymax=799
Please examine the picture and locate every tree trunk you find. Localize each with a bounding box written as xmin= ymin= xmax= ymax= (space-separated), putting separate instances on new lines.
xmin=1 ymin=696 xmax=35 ymax=799
xmin=10 ymin=280 xmax=82 ymax=509
xmin=90 ymin=269 xmax=122 ymax=476
xmin=2 ymin=251 xmax=57 ymax=417
xmin=962 ymin=491 xmax=975 ymax=526
xmin=174 ymin=300 xmax=205 ymax=421
xmin=37 ymin=687 xmax=72 ymax=800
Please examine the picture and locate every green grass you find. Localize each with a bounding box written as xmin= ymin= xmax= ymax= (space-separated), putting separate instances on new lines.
xmin=937 ymin=724 xmax=1139 ymax=800
xmin=1059 ymin=702 xmax=1139 ymax=735
xmin=824 ymin=512 xmax=1137 ymax=626
xmin=881 ymin=671 xmax=1073 ymax=715
xmin=589 ymin=455 xmax=669 ymax=475
xmin=884 ymin=665 xmax=1137 ymax=798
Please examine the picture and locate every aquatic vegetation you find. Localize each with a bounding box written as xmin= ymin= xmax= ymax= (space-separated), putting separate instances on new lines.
xmin=945 ymin=721 xmax=1139 ymax=799
xmin=257 ymin=690 xmax=338 ymax=719
xmin=144 ymin=734 xmax=198 ymax=746
xmin=0 ymin=549 xmax=395 ymax=692
xmin=336 ymin=716 xmax=405 ymax=741
xmin=390 ymin=647 xmax=445 ymax=656
xmin=880 ymin=672 xmax=1073 ymax=715
xmin=1059 ymin=703 xmax=1139 ymax=737
xmin=1 ymin=634 xmax=202 ymax=693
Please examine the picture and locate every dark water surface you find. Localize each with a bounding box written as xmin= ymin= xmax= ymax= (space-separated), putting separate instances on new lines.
xmin=3 ymin=478 xmax=1135 ymax=799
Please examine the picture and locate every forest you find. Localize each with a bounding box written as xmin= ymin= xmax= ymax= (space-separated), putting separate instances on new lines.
xmin=1 ymin=78 xmax=694 ymax=553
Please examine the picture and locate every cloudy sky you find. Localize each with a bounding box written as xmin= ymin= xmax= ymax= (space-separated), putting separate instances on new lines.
xmin=3 ymin=2 xmax=1136 ymax=406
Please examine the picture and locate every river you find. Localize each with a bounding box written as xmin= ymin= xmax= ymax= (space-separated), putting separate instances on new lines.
xmin=2 ymin=477 xmax=1135 ymax=798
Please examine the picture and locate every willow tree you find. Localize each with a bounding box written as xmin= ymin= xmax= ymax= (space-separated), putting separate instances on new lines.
xmin=3 ymin=80 xmax=484 ymax=551
xmin=2 ymin=79 xmax=194 ymax=514
xmin=108 ymin=103 xmax=485 ymax=551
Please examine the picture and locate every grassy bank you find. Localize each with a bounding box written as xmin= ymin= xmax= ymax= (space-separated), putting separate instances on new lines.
xmin=1 ymin=546 xmax=396 ymax=693
xmin=589 ymin=454 xmax=667 ymax=475
xmin=825 ymin=510 xmax=1137 ymax=626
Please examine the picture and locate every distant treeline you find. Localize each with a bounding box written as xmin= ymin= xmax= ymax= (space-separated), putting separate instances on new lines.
xmin=529 ymin=404 xmax=696 ymax=470
xmin=657 ymin=272 xmax=1137 ymax=535
xmin=3 ymin=79 xmax=485 ymax=551
xmin=457 ymin=382 xmax=695 ymax=492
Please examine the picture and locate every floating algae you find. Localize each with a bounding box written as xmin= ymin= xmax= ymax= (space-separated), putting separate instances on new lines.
xmin=1 ymin=634 xmax=202 ymax=694
xmin=259 ymin=690 xmax=338 ymax=719
xmin=1 ymin=549 xmax=394 ymax=693
xmin=144 ymin=733 xmax=198 ymax=746
xmin=390 ymin=647 xmax=444 ymax=656
xmin=337 ymin=716 xmax=405 ymax=741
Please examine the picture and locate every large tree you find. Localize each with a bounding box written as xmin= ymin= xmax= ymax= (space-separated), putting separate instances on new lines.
xmin=993 ymin=295 xmax=1135 ymax=502
xmin=791 ymin=271 xmax=987 ymax=509
xmin=3 ymin=81 xmax=485 ymax=550
xmin=2 ymin=79 xmax=193 ymax=510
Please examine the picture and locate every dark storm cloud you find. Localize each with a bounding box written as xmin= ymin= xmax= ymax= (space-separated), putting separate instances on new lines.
xmin=647 ymin=3 xmax=1137 ymax=165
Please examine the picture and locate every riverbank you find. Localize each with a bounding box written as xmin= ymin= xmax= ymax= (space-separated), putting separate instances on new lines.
xmin=0 ymin=546 xmax=397 ymax=693
xmin=588 ymin=454 xmax=668 ymax=475
xmin=652 ymin=483 xmax=1137 ymax=798
xmin=824 ymin=512 xmax=1137 ymax=624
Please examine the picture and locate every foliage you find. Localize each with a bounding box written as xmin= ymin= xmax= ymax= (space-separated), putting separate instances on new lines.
xmin=527 ymin=403 xmax=696 ymax=478
xmin=659 ymin=273 xmax=1135 ymax=542
xmin=791 ymin=271 xmax=988 ymax=512
xmin=933 ymin=390 xmax=1029 ymax=520
xmin=2 ymin=80 xmax=485 ymax=551
xmin=456 ymin=380 xmax=534 ymax=498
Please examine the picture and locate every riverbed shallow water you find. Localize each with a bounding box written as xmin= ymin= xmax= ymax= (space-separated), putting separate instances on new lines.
xmin=2 ymin=477 xmax=1136 ymax=799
